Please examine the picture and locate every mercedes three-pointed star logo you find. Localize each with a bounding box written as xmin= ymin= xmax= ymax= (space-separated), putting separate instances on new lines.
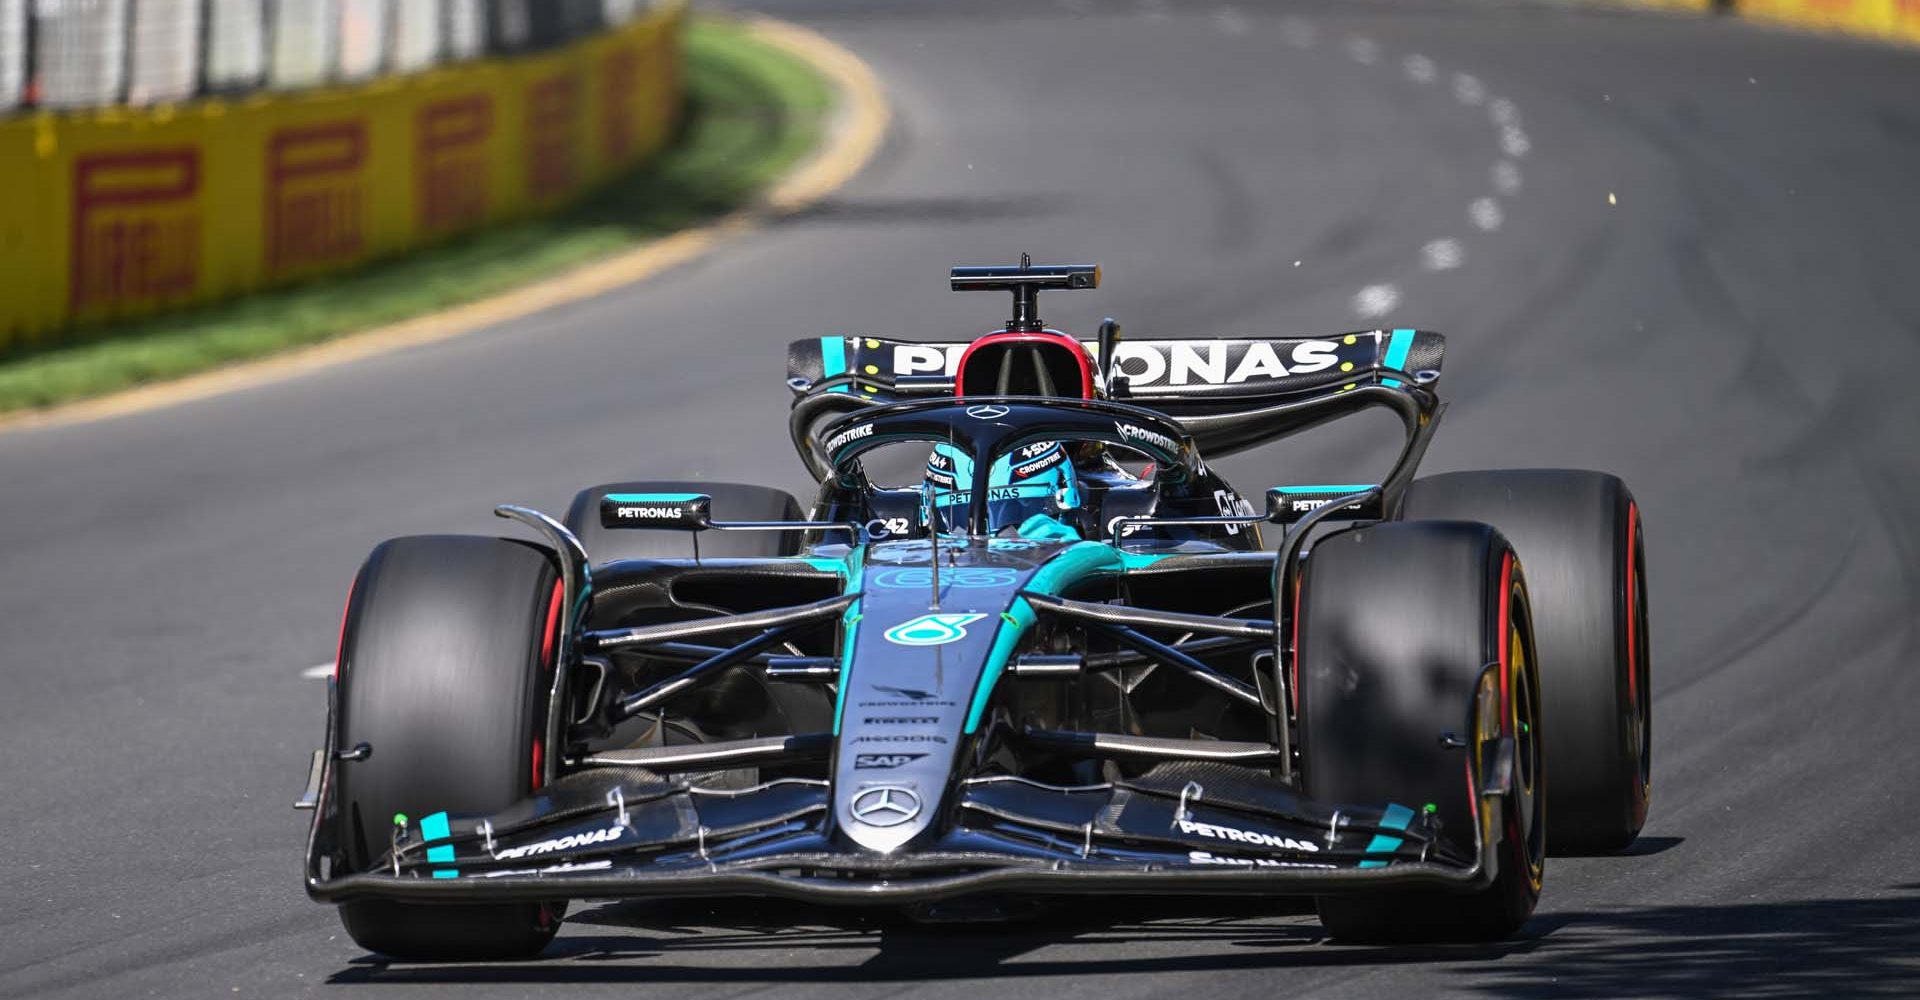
xmin=849 ymin=785 xmax=922 ymax=827
xmin=965 ymin=404 xmax=1010 ymax=420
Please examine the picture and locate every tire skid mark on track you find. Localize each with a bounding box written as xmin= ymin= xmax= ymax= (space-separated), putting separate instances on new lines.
xmin=0 ymin=906 xmax=329 ymax=999
xmin=1670 ymin=211 xmax=1920 ymax=659
xmin=13 ymin=3 xmax=1920 ymax=991
xmin=1654 ymin=527 xmax=1859 ymax=702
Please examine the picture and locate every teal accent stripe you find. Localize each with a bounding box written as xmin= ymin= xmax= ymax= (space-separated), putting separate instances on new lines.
xmin=973 ymin=600 xmax=1035 ymax=734
xmin=1117 ymin=551 xmax=1174 ymax=571
xmin=605 ymin=493 xmax=704 ymax=503
xmin=1275 ymin=484 xmax=1376 ymax=493
xmin=1357 ymin=802 xmax=1415 ymax=869
xmin=1382 ymin=329 xmax=1414 ymax=388
xmin=421 ymin=811 xmax=458 ymax=877
xmin=965 ymin=542 xmax=1123 ymax=733
xmin=830 ymin=546 xmax=866 ymax=735
xmin=820 ymin=336 xmax=850 ymax=394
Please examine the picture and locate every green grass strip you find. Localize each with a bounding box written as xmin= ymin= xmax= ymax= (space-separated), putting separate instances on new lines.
xmin=0 ymin=19 xmax=832 ymax=416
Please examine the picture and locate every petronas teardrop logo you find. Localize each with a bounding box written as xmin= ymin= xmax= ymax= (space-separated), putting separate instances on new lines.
xmin=882 ymin=613 xmax=989 ymax=647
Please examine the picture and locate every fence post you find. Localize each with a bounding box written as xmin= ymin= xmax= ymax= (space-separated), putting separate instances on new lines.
xmin=121 ymin=0 xmax=138 ymax=103
xmin=196 ymin=0 xmax=211 ymax=96
xmin=21 ymin=0 xmax=35 ymax=107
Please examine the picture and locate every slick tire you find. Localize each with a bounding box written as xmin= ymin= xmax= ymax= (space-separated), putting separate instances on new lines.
xmin=1403 ymin=470 xmax=1650 ymax=853
xmin=1297 ymin=521 xmax=1544 ymax=944
xmin=333 ymin=535 xmax=565 ymax=961
xmin=565 ymin=481 xmax=805 ymax=563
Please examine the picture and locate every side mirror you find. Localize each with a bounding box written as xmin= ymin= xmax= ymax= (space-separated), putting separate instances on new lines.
xmin=1265 ymin=485 xmax=1383 ymax=524
xmin=600 ymin=493 xmax=712 ymax=531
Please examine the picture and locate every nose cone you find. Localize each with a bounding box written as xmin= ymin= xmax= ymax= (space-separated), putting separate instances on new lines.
xmin=833 ymin=537 xmax=1076 ymax=853
xmin=834 ymin=547 xmax=1027 ymax=853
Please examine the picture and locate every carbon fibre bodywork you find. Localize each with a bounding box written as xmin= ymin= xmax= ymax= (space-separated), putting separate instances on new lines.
xmin=299 ymin=343 xmax=1528 ymax=905
xmin=300 ymin=288 xmax=1534 ymax=909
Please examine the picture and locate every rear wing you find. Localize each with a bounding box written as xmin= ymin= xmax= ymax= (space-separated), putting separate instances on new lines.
xmin=786 ymin=329 xmax=1446 ymax=477
xmin=785 ymin=329 xmax=1444 ymax=404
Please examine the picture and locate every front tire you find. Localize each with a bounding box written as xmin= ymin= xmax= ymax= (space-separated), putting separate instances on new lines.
xmin=1403 ymin=469 xmax=1650 ymax=853
xmin=1296 ymin=520 xmax=1544 ymax=943
xmin=332 ymin=535 xmax=566 ymax=960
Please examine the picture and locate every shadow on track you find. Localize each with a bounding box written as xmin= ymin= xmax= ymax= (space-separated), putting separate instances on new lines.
xmin=1452 ymin=886 xmax=1920 ymax=999
xmin=325 ymin=884 xmax=1920 ymax=994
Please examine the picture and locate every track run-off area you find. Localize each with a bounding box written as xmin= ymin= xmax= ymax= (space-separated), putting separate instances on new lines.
xmin=3 ymin=0 xmax=1919 ymax=996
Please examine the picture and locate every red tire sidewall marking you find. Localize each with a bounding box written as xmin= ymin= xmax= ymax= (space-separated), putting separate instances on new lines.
xmin=333 ymin=576 xmax=358 ymax=683
xmin=1498 ymin=550 xmax=1537 ymax=888
xmin=1497 ymin=551 xmax=1513 ymax=730
xmin=1625 ymin=500 xmax=1640 ymax=706
xmin=533 ymin=577 xmax=566 ymax=926
xmin=539 ymin=578 xmax=564 ymax=669
xmin=531 ymin=578 xmax=564 ymax=793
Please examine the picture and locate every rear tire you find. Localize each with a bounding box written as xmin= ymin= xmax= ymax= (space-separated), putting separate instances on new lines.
xmin=1403 ymin=469 xmax=1649 ymax=853
xmin=1296 ymin=521 xmax=1544 ymax=943
xmin=333 ymin=535 xmax=565 ymax=960
xmin=564 ymin=481 xmax=804 ymax=563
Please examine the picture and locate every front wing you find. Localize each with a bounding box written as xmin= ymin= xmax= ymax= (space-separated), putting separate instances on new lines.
xmin=305 ymin=744 xmax=1513 ymax=906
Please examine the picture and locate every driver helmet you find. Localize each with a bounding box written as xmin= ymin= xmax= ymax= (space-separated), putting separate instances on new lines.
xmin=924 ymin=331 xmax=1094 ymax=536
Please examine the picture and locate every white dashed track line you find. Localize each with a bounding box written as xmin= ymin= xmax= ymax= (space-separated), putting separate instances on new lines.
xmin=1469 ymin=196 xmax=1505 ymax=231
xmin=1499 ymin=124 xmax=1532 ymax=157
xmin=1167 ymin=9 xmax=1532 ymax=322
xmin=1244 ymin=16 xmax=1530 ymax=321
xmin=301 ymin=663 xmax=335 ymax=680
xmin=1352 ymin=284 xmax=1404 ymax=318
xmin=1421 ymin=239 xmax=1465 ymax=271
xmin=1453 ymin=73 xmax=1487 ymax=106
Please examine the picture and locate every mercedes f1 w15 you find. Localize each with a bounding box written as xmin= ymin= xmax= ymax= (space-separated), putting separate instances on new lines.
xmin=298 ymin=261 xmax=1652 ymax=958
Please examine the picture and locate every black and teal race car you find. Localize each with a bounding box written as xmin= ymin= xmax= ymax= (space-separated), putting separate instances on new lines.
xmin=298 ymin=261 xmax=1652 ymax=959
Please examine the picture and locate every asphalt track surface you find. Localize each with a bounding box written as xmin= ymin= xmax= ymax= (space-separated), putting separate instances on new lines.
xmin=5 ymin=0 xmax=1920 ymax=996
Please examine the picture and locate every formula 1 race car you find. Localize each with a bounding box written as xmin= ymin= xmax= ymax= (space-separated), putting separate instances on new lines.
xmin=298 ymin=260 xmax=1652 ymax=959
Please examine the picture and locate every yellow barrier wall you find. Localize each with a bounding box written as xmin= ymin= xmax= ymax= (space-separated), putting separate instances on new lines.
xmin=1738 ymin=0 xmax=1920 ymax=44
xmin=1600 ymin=0 xmax=1920 ymax=45
xmin=0 ymin=5 xmax=683 ymax=349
